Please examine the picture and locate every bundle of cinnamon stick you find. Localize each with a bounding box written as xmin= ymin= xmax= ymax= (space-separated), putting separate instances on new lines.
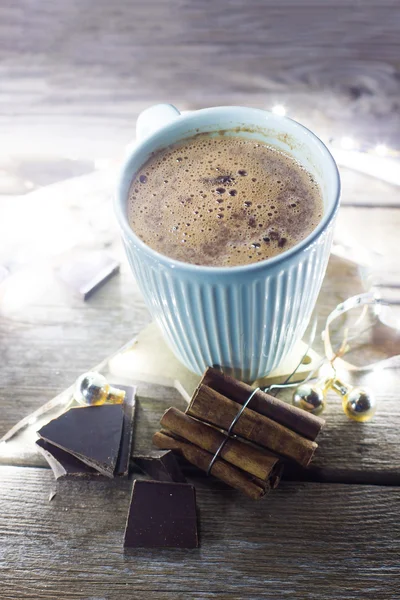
xmin=153 ymin=367 xmax=325 ymax=500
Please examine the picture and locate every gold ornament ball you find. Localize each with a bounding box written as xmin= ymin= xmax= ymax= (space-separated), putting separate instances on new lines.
xmin=293 ymin=383 xmax=326 ymax=415
xmin=75 ymin=372 xmax=109 ymax=406
xmin=342 ymin=388 xmax=377 ymax=422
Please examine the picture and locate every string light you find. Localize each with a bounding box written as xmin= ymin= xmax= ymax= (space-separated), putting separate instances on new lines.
xmin=94 ymin=158 xmax=111 ymax=170
xmin=266 ymin=105 xmax=400 ymax=187
xmin=271 ymin=105 xmax=287 ymax=117
xmin=0 ymin=441 xmax=14 ymax=457
xmin=375 ymin=144 xmax=388 ymax=157
xmin=340 ymin=137 xmax=357 ymax=151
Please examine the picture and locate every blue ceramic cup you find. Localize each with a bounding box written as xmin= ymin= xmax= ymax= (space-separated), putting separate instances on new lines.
xmin=115 ymin=105 xmax=340 ymax=382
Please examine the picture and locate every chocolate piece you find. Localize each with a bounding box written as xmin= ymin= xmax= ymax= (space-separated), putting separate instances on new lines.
xmin=37 ymin=405 xmax=124 ymax=477
xmin=133 ymin=450 xmax=186 ymax=483
xmin=36 ymin=385 xmax=135 ymax=479
xmin=124 ymin=480 xmax=198 ymax=548
xmin=114 ymin=385 xmax=137 ymax=476
xmin=56 ymin=251 xmax=119 ymax=300
xmin=36 ymin=438 xmax=99 ymax=479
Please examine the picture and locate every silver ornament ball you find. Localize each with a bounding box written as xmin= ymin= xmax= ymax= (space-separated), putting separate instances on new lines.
xmin=293 ymin=383 xmax=326 ymax=415
xmin=342 ymin=387 xmax=377 ymax=422
xmin=75 ymin=371 xmax=108 ymax=406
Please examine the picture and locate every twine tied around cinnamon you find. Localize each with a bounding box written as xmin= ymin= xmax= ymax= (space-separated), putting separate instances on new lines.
xmin=206 ymin=387 xmax=260 ymax=476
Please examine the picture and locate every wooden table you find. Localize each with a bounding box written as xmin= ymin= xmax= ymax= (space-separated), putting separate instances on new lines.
xmin=1 ymin=2 xmax=400 ymax=598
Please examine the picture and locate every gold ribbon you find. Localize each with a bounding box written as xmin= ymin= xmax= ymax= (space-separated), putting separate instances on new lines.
xmin=323 ymin=291 xmax=400 ymax=372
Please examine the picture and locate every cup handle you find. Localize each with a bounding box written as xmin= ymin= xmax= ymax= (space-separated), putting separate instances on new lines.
xmin=136 ymin=104 xmax=181 ymax=141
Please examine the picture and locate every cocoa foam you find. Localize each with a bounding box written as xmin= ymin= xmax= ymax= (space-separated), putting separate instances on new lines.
xmin=127 ymin=134 xmax=323 ymax=267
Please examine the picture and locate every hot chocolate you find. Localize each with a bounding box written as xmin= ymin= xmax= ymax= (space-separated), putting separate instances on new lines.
xmin=127 ymin=134 xmax=323 ymax=267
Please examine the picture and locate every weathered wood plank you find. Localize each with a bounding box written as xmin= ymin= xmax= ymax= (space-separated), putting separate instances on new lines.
xmin=0 ymin=0 xmax=399 ymax=159
xmin=0 ymin=466 xmax=398 ymax=599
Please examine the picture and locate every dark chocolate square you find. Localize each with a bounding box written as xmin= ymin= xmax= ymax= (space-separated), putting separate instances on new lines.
xmin=36 ymin=439 xmax=98 ymax=479
xmin=133 ymin=450 xmax=186 ymax=483
xmin=56 ymin=251 xmax=119 ymax=300
xmin=124 ymin=480 xmax=198 ymax=549
xmin=37 ymin=404 xmax=124 ymax=477
xmin=114 ymin=385 xmax=137 ymax=477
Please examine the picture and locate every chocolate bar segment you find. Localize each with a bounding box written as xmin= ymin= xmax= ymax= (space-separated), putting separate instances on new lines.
xmin=114 ymin=385 xmax=137 ymax=477
xmin=56 ymin=251 xmax=119 ymax=300
xmin=133 ymin=450 xmax=186 ymax=483
xmin=37 ymin=405 xmax=124 ymax=477
xmin=36 ymin=439 xmax=98 ymax=479
xmin=124 ymin=480 xmax=198 ymax=549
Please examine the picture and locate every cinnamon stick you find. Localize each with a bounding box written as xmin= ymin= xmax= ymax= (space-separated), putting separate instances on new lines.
xmin=153 ymin=430 xmax=276 ymax=500
xmin=201 ymin=367 xmax=324 ymax=441
xmin=160 ymin=407 xmax=281 ymax=482
xmin=187 ymin=383 xmax=317 ymax=467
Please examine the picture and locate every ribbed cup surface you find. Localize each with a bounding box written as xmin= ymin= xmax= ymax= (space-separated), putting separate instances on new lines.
xmin=123 ymin=221 xmax=334 ymax=382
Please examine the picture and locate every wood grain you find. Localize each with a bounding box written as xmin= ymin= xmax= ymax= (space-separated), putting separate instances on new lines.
xmin=0 ymin=466 xmax=398 ymax=599
xmin=0 ymin=0 xmax=399 ymax=160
